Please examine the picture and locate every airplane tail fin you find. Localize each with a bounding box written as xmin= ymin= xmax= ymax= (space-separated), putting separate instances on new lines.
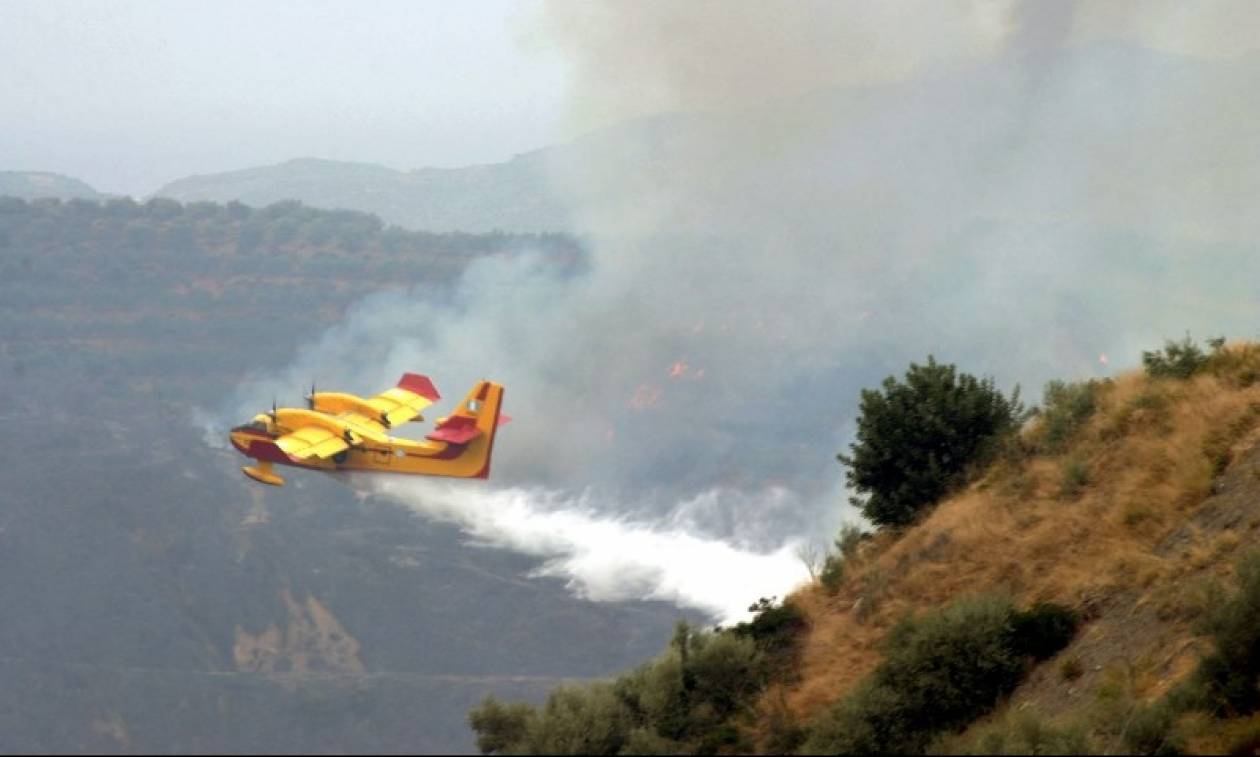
xmin=429 ymin=380 xmax=505 ymax=479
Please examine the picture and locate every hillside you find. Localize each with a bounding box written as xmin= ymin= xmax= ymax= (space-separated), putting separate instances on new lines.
xmin=0 ymin=197 xmax=686 ymax=754
xmin=155 ymin=155 xmax=571 ymax=233
xmin=786 ymin=343 xmax=1260 ymax=753
xmin=0 ymin=170 xmax=103 ymax=200
xmin=468 ymin=342 xmax=1260 ymax=754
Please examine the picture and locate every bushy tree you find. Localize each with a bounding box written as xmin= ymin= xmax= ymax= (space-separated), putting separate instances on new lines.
xmin=839 ymin=357 xmax=1025 ymax=528
xmin=528 ymin=684 xmax=632 ymax=755
xmin=467 ymin=696 xmax=535 ymax=755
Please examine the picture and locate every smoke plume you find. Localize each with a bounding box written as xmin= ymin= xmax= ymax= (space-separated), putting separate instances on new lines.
xmin=215 ymin=3 xmax=1260 ymax=620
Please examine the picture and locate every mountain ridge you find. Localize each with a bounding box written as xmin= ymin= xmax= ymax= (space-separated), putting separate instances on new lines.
xmin=0 ymin=170 xmax=104 ymax=200
xmin=154 ymin=151 xmax=570 ymax=233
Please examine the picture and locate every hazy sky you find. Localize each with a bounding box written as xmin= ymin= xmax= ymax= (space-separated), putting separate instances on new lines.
xmin=4 ymin=1 xmax=1259 ymax=197
xmin=1 ymin=0 xmax=569 ymax=195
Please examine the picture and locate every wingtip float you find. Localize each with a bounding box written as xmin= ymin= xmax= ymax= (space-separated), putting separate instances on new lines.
xmin=230 ymin=373 xmax=507 ymax=487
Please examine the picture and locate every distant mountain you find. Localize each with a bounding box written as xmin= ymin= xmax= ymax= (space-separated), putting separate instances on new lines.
xmin=0 ymin=171 xmax=103 ymax=200
xmin=155 ymin=154 xmax=572 ymax=233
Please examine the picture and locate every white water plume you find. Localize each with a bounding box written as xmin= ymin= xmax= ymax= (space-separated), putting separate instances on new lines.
xmin=360 ymin=476 xmax=811 ymax=625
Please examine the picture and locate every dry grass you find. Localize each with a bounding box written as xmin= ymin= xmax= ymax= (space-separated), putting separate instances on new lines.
xmin=779 ymin=344 xmax=1260 ymax=729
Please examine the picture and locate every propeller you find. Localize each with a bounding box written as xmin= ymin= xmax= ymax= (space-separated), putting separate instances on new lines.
xmin=269 ymin=397 xmax=278 ymax=424
xmin=305 ymin=380 xmax=317 ymax=410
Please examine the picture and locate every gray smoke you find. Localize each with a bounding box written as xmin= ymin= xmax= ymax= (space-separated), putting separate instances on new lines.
xmin=212 ymin=3 xmax=1260 ymax=615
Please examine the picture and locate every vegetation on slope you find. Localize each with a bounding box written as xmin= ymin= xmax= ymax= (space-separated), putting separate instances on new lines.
xmin=0 ymin=195 xmax=579 ymax=265
xmin=803 ymin=597 xmax=1076 ymax=754
xmin=796 ymin=338 xmax=1260 ymax=754
xmin=469 ymin=337 xmax=1260 ymax=755
xmin=469 ymin=602 xmax=808 ymax=755
xmin=0 ymin=196 xmax=581 ymax=400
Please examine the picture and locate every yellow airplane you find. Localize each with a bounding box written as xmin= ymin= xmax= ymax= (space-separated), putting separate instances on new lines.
xmin=229 ymin=374 xmax=506 ymax=487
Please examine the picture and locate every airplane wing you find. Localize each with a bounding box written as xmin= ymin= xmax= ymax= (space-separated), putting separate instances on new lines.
xmin=363 ymin=373 xmax=441 ymax=427
xmin=272 ymin=426 xmax=351 ymax=461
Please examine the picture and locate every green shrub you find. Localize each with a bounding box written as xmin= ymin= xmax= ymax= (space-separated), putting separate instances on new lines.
xmin=471 ymin=614 xmax=782 ymax=754
xmin=835 ymin=522 xmax=865 ymax=561
xmin=730 ymin=597 xmax=807 ymax=664
xmin=940 ymin=710 xmax=1094 ymax=755
xmin=839 ymin=357 xmax=1026 ymax=528
xmin=819 ymin=555 xmax=845 ymax=593
xmin=685 ymin=633 xmax=761 ymax=718
xmin=1142 ymin=335 xmax=1221 ymax=380
xmin=804 ymin=596 xmax=1077 ymax=754
xmin=1193 ymin=549 xmax=1260 ymax=715
xmin=1036 ymin=379 xmax=1102 ymax=453
xmin=1123 ymin=700 xmax=1185 ymax=755
xmin=819 ymin=524 xmax=865 ymax=594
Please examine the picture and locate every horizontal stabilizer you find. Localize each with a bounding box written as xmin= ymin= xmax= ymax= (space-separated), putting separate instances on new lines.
xmin=426 ymin=415 xmax=482 ymax=444
xmin=497 ymin=413 xmax=512 ymax=427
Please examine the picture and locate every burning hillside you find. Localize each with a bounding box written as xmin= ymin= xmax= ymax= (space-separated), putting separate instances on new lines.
xmin=470 ymin=340 xmax=1260 ymax=754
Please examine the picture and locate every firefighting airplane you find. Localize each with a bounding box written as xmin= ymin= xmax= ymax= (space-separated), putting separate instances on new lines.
xmin=229 ymin=374 xmax=505 ymax=487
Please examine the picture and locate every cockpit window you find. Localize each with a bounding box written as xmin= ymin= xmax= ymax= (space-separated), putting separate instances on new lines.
xmin=247 ymin=420 xmax=268 ymax=432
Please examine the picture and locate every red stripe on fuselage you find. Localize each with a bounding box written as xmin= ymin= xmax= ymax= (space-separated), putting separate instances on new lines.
xmin=247 ymin=439 xmax=296 ymax=464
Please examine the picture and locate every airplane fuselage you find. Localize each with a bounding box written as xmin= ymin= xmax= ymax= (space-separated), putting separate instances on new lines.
xmin=228 ymin=423 xmax=492 ymax=478
xmin=230 ymin=379 xmax=503 ymax=486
